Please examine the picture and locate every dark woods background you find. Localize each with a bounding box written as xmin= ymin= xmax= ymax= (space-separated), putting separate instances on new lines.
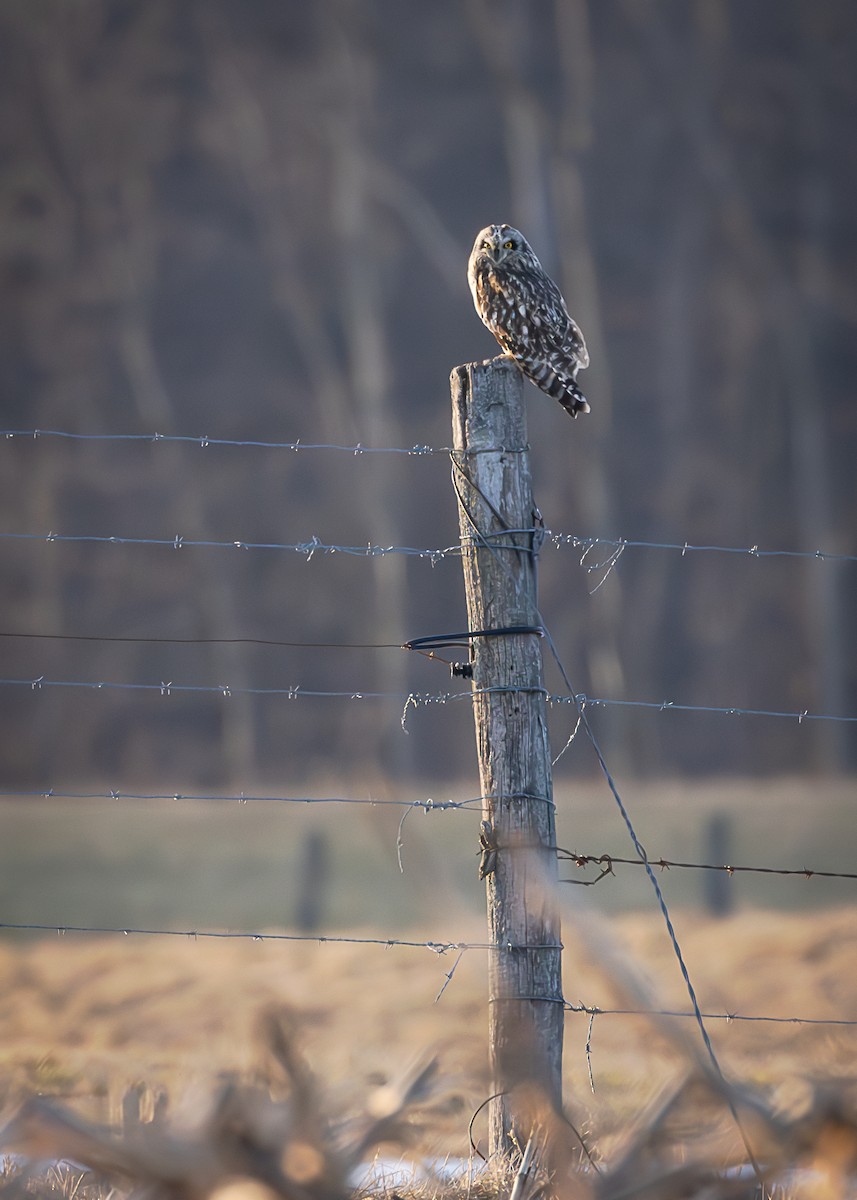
xmin=1 ymin=0 xmax=855 ymax=788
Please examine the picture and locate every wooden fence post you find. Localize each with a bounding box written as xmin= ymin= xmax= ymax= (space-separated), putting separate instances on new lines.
xmin=450 ymin=358 xmax=563 ymax=1159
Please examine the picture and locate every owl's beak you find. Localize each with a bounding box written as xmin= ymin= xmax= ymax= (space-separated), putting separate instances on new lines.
xmin=485 ymin=242 xmax=502 ymax=264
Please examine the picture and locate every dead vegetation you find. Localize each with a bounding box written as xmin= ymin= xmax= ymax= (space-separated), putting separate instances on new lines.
xmin=1 ymin=1010 xmax=440 ymax=1200
xmin=1 ymin=907 xmax=857 ymax=1199
xmin=2 ymin=1008 xmax=857 ymax=1200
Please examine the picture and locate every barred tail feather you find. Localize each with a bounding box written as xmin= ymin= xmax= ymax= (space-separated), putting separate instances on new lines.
xmin=517 ymin=356 xmax=590 ymax=418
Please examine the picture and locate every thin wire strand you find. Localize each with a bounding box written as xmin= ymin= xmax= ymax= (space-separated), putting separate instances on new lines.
xmin=543 ymin=621 xmax=764 ymax=1174
xmin=0 ymin=630 xmax=403 ymax=649
xmin=545 ymin=628 xmax=723 ymax=1045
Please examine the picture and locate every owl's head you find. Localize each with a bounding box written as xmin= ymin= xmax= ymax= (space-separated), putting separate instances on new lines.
xmin=469 ymin=223 xmax=532 ymax=268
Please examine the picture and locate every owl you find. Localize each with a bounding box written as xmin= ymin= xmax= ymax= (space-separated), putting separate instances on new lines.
xmin=467 ymin=223 xmax=590 ymax=417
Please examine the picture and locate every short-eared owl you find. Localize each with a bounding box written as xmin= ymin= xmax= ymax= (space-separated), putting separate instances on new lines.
xmin=467 ymin=223 xmax=590 ymax=418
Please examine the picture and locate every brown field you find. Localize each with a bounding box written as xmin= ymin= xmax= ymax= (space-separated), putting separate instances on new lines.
xmin=1 ymin=775 xmax=856 ymax=1176
xmin=1 ymin=905 xmax=856 ymax=1160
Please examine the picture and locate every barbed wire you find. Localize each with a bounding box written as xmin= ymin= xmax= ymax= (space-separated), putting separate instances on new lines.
xmin=552 ymin=694 xmax=857 ymax=724
xmin=491 ymin=995 xmax=857 ymax=1029
xmin=0 ymin=429 xmax=445 ymax=454
xmin=6 ymin=423 xmax=855 ymax=1094
xmin=0 ymin=530 xmax=466 ymax=560
xmin=549 ymin=533 xmax=857 ymax=565
xmin=0 ymin=787 xmax=481 ymax=811
xmin=562 ymin=1001 xmax=857 ymax=1028
xmin=0 ymin=676 xmax=456 ymax=701
xmin=3 ymin=674 xmax=854 ymax=725
xmin=559 ymin=851 xmax=857 ymax=884
xmin=0 ymin=914 xmax=853 ymax=1030
xmin=3 ymin=786 xmax=853 ymax=881
xmin=2 ymin=526 xmax=854 ymax=565
xmin=0 ymin=921 xmax=490 ymax=951
xmin=3 ymin=427 xmax=853 ymax=563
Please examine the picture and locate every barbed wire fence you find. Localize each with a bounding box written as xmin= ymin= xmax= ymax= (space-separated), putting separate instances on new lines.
xmin=1 ymin=412 xmax=856 ymax=1130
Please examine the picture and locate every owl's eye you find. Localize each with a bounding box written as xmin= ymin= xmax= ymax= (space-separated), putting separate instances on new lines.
xmin=503 ymin=240 xmax=515 ymax=250
xmin=482 ymin=239 xmax=492 ymax=249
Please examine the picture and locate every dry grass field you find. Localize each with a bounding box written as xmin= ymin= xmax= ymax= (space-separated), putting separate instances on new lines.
xmin=2 ymin=776 xmax=855 ymax=932
xmin=1 ymin=777 xmax=856 ymax=1194
xmin=1 ymin=907 xmax=856 ymax=1151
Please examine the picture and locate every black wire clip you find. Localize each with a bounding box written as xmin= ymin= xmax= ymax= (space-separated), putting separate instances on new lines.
xmin=403 ymin=625 xmax=544 ymax=679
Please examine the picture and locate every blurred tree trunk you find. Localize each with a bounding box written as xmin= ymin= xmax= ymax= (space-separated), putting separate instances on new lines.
xmin=691 ymin=1 xmax=848 ymax=769
xmin=632 ymin=0 xmax=850 ymax=770
xmin=196 ymin=7 xmax=355 ymax=444
xmin=25 ymin=1 xmax=258 ymax=783
xmin=199 ymin=2 xmax=413 ymax=778
xmin=325 ymin=2 xmax=411 ymax=777
xmin=790 ymin=2 xmax=851 ymax=766
xmin=117 ymin=288 xmax=259 ymax=784
xmin=551 ymin=0 xmax=628 ymax=767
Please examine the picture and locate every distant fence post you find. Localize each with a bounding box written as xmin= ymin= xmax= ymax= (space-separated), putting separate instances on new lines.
xmin=294 ymin=830 xmax=329 ymax=932
xmin=450 ymin=359 xmax=563 ymax=1159
xmin=703 ymin=813 xmax=734 ymax=917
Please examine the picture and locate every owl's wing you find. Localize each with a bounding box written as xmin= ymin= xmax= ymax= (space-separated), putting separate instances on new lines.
xmin=564 ymin=315 xmax=590 ymax=369
xmin=535 ymin=273 xmax=589 ymax=370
